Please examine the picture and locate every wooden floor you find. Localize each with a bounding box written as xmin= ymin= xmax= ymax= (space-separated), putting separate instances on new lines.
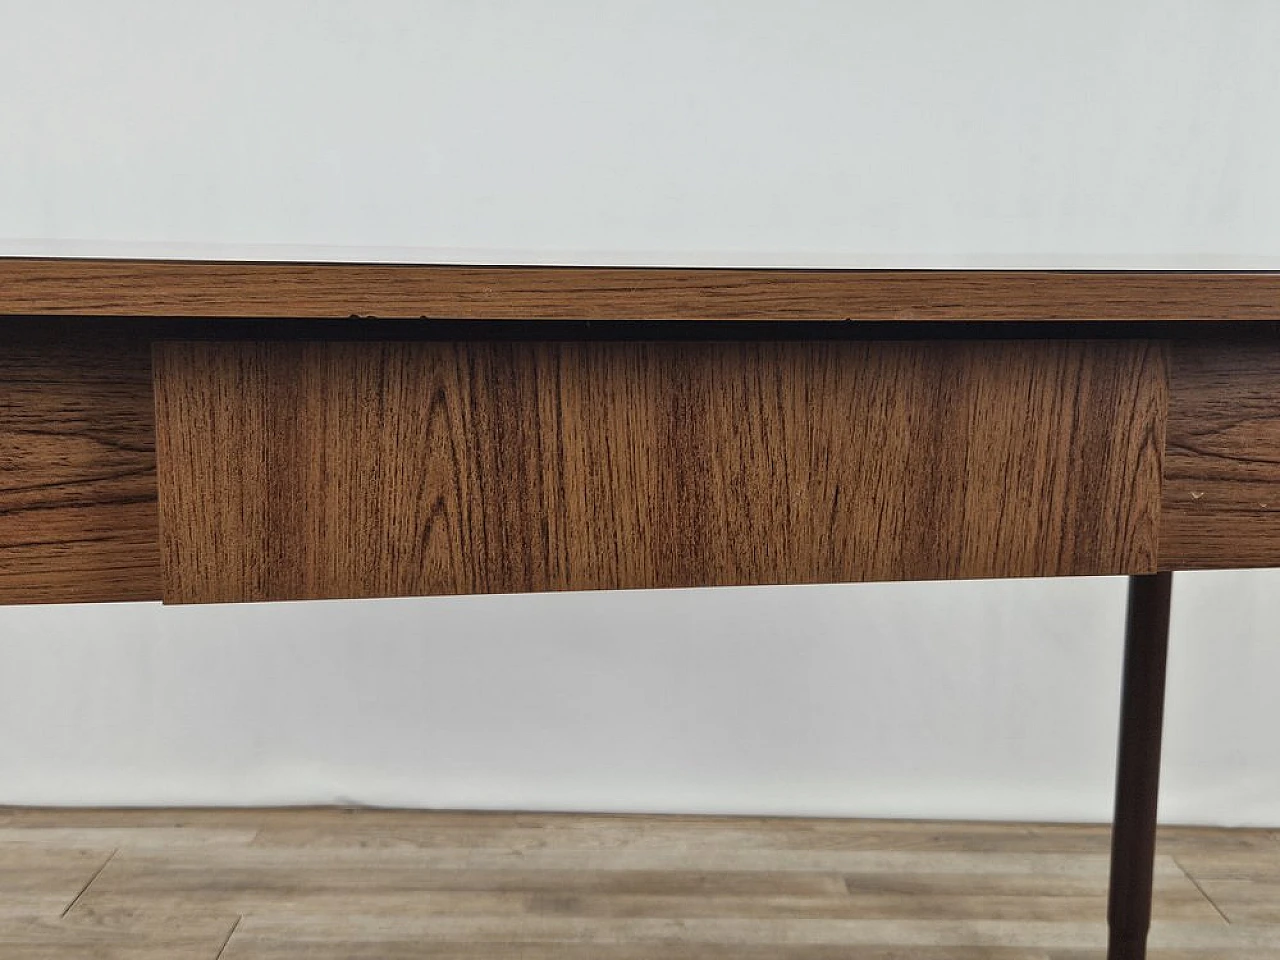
xmin=1 ymin=809 xmax=1279 ymax=959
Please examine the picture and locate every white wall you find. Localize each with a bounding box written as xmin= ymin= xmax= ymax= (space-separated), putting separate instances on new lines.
xmin=2 ymin=573 xmax=1280 ymax=825
xmin=3 ymin=0 xmax=1280 ymax=266
xmin=2 ymin=1 xmax=1280 ymax=824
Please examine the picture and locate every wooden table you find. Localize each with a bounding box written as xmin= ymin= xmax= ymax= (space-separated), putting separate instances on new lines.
xmin=4 ymin=259 xmax=1280 ymax=960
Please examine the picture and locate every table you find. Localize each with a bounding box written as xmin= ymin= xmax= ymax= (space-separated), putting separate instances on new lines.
xmin=4 ymin=259 xmax=1280 ymax=960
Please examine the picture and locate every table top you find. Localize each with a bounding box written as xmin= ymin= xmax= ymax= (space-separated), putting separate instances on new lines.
xmin=3 ymin=258 xmax=1280 ymax=322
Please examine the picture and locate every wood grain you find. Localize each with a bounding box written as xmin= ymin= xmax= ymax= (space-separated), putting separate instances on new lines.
xmin=8 ymin=809 xmax=1279 ymax=959
xmin=5 ymin=258 xmax=1280 ymax=321
xmin=0 ymin=334 xmax=161 ymax=604
xmin=153 ymin=339 xmax=1166 ymax=603
xmin=1159 ymin=343 xmax=1280 ymax=570
xmin=0 ymin=845 xmax=113 ymax=917
xmin=61 ymin=828 xmax=1218 ymax=940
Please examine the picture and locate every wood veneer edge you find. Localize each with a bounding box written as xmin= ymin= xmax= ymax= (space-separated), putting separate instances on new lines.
xmin=4 ymin=258 xmax=1280 ymax=321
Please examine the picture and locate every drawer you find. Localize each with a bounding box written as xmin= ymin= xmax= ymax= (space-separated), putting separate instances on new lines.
xmin=152 ymin=338 xmax=1166 ymax=603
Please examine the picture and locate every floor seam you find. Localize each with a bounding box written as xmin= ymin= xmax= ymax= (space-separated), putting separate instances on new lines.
xmin=1173 ymin=854 xmax=1233 ymax=925
xmin=214 ymin=915 xmax=243 ymax=960
xmin=59 ymin=847 xmax=116 ymax=919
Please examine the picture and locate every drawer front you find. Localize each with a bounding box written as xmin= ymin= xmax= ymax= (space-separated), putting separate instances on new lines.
xmin=153 ymin=339 xmax=1166 ymax=603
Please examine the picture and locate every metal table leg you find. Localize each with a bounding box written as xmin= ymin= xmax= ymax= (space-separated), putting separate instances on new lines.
xmin=1107 ymin=572 xmax=1174 ymax=960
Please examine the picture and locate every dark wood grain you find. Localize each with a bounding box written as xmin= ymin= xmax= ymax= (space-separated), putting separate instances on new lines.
xmin=154 ymin=339 xmax=1167 ymax=603
xmin=1160 ymin=343 xmax=1280 ymax=570
xmin=4 ymin=258 xmax=1280 ymax=321
xmin=0 ymin=333 xmax=161 ymax=604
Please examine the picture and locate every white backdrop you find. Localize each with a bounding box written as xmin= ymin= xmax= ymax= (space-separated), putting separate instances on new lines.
xmin=2 ymin=574 xmax=1280 ymax=825
xmin=3 ymin=0 xmax=1280 ymax=267
xmin=2 ymin=1 xmax=1280 ymax=824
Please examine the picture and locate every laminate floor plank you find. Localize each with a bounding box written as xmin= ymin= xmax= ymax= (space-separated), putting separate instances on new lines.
xmin=1186 ymin=881 xmax=1280 ymax=923
xmin=207 ymin=945 xmax=1076 ymax=960
xmin=65 ymin=843 xmax=1197 ymax=879
xmin=0 ymin=844 xmax=113 ymax=917
xmin=0 ymin=827 xmax=258 ymax=849
xmin=1175 ymin=848 xmax=1280 ymax=882
xmin=0 ymin=914 xmax=235 ymax=960
xmin=216 ymin=915 xmax=1280 ymax=953
xmin=5 ymin=809 xmax=1274 ymax=856
xmin=219 ymin=948 xmax=1280 ymax=960
xmin=247 ymin=818 xmax=1280 ymax=858
xmin=2 ymin=810 xmax=1276 ymax=958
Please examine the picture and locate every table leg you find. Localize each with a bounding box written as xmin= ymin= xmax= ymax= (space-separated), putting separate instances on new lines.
xmin=1107 ymin=572 xmax=1174 ymax=960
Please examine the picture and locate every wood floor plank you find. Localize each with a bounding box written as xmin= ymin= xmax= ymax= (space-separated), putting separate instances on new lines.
xmin=248 ymin=818 xmax=1280 ymax=857
xmin=0 ymin=914 xmax=235 ymax=960
xmin=220 ymin=947 xmax=1280 ymax=960
xmin=0 ymin=845 xmax=114 ymax=917
xmin=1186 ymin=880 xmax=1280 ymax=924
xmin=221 ymin=944 xmax=1069 ymax=960
xmin=71 ymin=888 xmax=1219 ymax=925
xmin=67 ymin=850 xmax=842 ymax=918
xmin=0 ymin=827 xmax=258 ymax=849
xmin=63 ymin=843 xmax=1196 ymax=877
xmin=6 ymin=808 xmax=1269 ymax=856
xmin=3 ymin=810 xmax=1276 ymax=957
xmin=5 ymin=808 xmax=1270 ymax=856
xmin=213 ymin=914 xmax=1280 ymax=949
xmin=252 ymin=823 xmax=1111 ymax=856
xmin=0 ymin=807 xmax=410 ymax=829
xmin=67 ymin=845 xmax=1214 ymax=930
xmin=1174 ymin=847 xmax=1280 ymax=881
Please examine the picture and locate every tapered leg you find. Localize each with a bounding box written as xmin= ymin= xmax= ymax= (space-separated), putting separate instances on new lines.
xmin=1107 ymin=572 xmax=1174 ymax=960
